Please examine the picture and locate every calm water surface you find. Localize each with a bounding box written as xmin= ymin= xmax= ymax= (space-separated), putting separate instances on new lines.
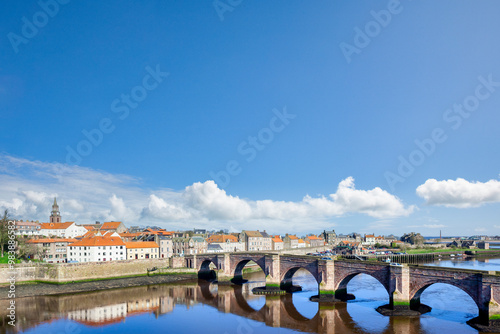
xmin=2 ymin=257 xmax=498 ymax=334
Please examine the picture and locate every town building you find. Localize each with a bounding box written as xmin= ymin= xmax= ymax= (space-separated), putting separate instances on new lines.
xmin=321 ymin=230 xmax=337 ymax=244
xmin=241 ymin=230 xmax=272 ymax=251
xmin=172 ymin=236 xmax=207 ymax=255
xmin=271 ymin=235 xmax=284 ymax=251
xmin=40 ymin=222 xmax=88 ymax=238
xmin=207 ymin=244 xmax=224 ymax=253
xmin=260 ymin=231 xmax=273 ymax=250
xmin=67 ymin=235 xmax=126 ymax=263
xmin=283 ymin=234 xmax=299 ymax=249
xmin=101 ymin=221 xmax=128 ymax=234
xmin=26 ymin=238 xmax=76 ymax=263
xmin=364 ymin=234 xmax=376 ymax=245
xmin=125 ymin=241 xmax=160 ymax=260
xmin=15 ymin=220 xmax=41 ymax=236
xmin=206 ymin=234 xmax=245 ymax=253
xmin=159 ymin=236 xmax=173 ymax=258
xmin=305 ymin=235 xmax=325 ymax=247
xmin=297 ymin=238 xmax=306 ymax=248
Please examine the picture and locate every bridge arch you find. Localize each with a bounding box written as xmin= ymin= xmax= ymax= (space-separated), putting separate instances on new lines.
xmin=335 ymin=271 xmax=391 ymax=301
xmin=233 ymin=259 xmax=266 ymax=279
xmin=410 ymin=280 xmax=481 ymax=312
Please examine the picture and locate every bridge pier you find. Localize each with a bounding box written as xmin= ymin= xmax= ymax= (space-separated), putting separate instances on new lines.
xmin=467 ymin=275 xmax=500 ymax=332
xmin=377 ymin=264 xmax=431 ymax=316
xmin=311 ymin=260 xmax=339 ymax=302
xmin=216 ymin=254 xmax=234 ymax=285
xmin=253 ymin=254 xmax=287 ymax=295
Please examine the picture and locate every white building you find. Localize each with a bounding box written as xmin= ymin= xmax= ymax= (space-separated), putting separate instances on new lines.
xmin=15 ymin=221 xmax=41 ymax=236
xmin=206 ymin=234 xmax=245 ymax=253
xmin=67 ymin=236 xmax=126 ymax=263
xmin=40 ymin=222 xmax=88 ymax=238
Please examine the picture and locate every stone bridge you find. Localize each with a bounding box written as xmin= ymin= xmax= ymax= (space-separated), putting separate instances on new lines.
xmin=183 ymin=253 xmax=500 ymax=329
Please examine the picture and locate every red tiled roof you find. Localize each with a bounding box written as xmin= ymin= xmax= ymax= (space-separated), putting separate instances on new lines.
xmin=69 ymin=236 xmax=125 ymax=247
xmin=27 ymin=238 xmax=76 ymax=244
xmin=271 ymin=235 xmax=283 ymax=243
xmin=40 ymin=222 xmax=74 ymax=229
xmin=101 ymin=221 xmax=122 ymax=230
xmin=206 ymin=235 xmax=238 ymax=243
xmin=124 ymin=241 xmax=159 ymax=249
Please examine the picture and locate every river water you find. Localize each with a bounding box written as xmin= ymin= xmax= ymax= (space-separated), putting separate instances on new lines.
xmin=2 ymin=257 xmax=499 ymax=334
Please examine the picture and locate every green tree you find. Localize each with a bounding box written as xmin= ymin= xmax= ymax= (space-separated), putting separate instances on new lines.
xmin=0 ymin=209 xmax=11 ymax=258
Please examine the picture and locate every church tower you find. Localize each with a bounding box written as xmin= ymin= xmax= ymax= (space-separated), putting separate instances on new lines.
xmin=50 ymin=197 xmax=61 ymax=224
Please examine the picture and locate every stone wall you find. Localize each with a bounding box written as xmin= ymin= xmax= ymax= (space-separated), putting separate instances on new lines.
xmin=277 ymin=245 xmax=330 ymax=255
xmin=0 ymin=258 xmax=179 ymax=284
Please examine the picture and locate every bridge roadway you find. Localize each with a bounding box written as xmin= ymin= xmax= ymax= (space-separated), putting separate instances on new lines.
xmin=182 ymin=252 xmax=500 ymax=330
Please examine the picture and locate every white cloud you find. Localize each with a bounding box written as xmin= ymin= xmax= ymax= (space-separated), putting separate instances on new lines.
xmin=0 ymin=155 xmax=414 ymax=232
xmin=416 ymin=178 xmax=500 ymax=208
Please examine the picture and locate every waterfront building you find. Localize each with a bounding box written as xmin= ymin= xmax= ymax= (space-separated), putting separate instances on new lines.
xmin=283 ymin=234 xmax=299 ymax=249
xmin=206 ymin=234 xmax=245 ymax=253
xmin=241 ymin=230 xmax=269 ymax=251
xmin=271 ymin=235 xmax=284 ymax=250
xmin=67 ymin=235 xmax=126 ymax=263
xmin=171 ymin=235 xmax=208 ymax=255
xmin=297 ymin=238 xmax=306 ymax=248
xmin=125 ymin=241 xmax=160 ymax=259
xmin=259 ymin=231 xmax=273 ymax=250
xmin=26 ymin=238 xmax=76 ymax=263
xmin=305 ymin=235 xmax=326 ymax=247
xmin=207 ymin=244 xmax=224 ymax=253
xmin=159 ymin=236 xmax=173 ymax=258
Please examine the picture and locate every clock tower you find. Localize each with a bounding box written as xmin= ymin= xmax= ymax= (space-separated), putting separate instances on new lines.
xmin=50 ymin=197 xmax=61 ymax=224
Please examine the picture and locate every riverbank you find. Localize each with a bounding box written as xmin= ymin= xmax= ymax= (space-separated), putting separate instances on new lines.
xmin=0 ymin=272 xmax=198 ymax=299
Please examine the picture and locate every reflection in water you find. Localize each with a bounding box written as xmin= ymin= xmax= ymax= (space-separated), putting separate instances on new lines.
xmin=1 ymin=258 xmax=496 ymax=334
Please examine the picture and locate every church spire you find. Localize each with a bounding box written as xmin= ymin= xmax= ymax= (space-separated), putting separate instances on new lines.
xmin=50 ymin=197 xmax=61 ymax=224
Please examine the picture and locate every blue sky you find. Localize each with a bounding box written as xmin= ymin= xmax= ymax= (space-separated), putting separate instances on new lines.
xmin=1 ymin=0 xmax=499 ymax=235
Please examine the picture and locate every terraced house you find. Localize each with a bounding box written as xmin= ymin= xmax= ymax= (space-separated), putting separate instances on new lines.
xmin=67 ymin=235 xmax=126 ymax=263
xmin=27 ymin=238 xmax=76 ymax=263
xmin=206 ymin=234 xmax=245 ymax=253
xmin=241 ymin=230 xmax=272 ymax=251
xmin=124 ymin=241 xmax=159 ymax=259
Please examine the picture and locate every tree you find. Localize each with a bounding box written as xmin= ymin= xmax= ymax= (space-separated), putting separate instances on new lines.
xmin=17 ymin=239 xmax=43 ymax=261
xmin=0 ymin=209 xmax=11 ymax=258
